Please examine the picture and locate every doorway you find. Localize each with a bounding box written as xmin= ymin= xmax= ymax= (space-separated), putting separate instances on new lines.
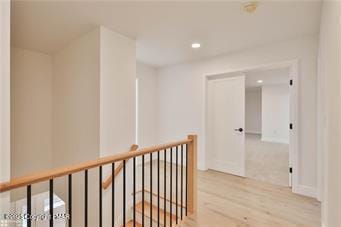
xmin=206 ymin=61 xmax=298 ymax=190
xmin=244 ymin=68 xmax=290 ymax=187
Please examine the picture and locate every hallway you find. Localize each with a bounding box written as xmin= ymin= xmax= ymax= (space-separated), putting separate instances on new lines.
xmin=181 ymin=170 xmax=320 ymax=227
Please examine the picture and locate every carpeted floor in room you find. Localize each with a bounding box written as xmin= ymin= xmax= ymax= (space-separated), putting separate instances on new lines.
xmin=245 ymin=133 xmax=289 ymax=187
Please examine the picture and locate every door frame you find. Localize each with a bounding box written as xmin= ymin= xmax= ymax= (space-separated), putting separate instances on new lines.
xmin=204 ymin=59 xmax=299 ymax=193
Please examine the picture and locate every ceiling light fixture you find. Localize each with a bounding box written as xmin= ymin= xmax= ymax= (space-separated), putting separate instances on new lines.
xmin=243 ymin=2 xmax=259 ymax=14
xmin=191 ymin=43 xmax=201 ymax=49
xmin=257 ymin=80 xmax=263 ymax=83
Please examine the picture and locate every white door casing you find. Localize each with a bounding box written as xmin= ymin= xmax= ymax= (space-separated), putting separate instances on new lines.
xmin=205 ymin=60 xmax=301 ymax=196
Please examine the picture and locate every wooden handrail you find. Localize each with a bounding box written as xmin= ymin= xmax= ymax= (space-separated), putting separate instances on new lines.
xmin=0 ymin=138 xmax=192 ymax=193
xmin=102 ymin=144 xmax=138 ymax=190
xmin=187 ymin=134 xmax=197 ymax=214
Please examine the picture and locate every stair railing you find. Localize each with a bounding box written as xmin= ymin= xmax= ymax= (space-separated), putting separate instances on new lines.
xmin=0 ymin=134 xmax=197 ymax=227
xmin=102 ymin=144 xmax=139 ymax=190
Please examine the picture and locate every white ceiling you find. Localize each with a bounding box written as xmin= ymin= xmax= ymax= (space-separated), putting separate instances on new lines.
xmin=11 ymin=1 xmax=321 ymax=67
xmin=245 ymin=67 xmax=289 ymax=88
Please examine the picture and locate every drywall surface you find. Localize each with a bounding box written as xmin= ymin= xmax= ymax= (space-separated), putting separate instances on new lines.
xmin=157 ymin=36 xmax=318 ymax=196
xmin=52 ymin=28 xmax=101 ymax=227
xmin=99 ymin=26 xmax=136 ymax=157
xmin=52 ymin=28 xmax=100 ymax=167
xmin=99 ymin=26 xmax=136 ymax=227
xmin=318 ymin=1 xmax=341 ymax=226
xmin=136 ymin=62 xmax=158 ymax=148
xmin=261 ymin=84 xmax=289 ymax=144
xmin=5 ymin=26 xmax=136 ymax=225
xmin=245 ymin=89 xmax=262 ymax=134
xmin=0 ymin=0 xmax=11 ymax=214
xmin=10 ymin=48 xmax=53 ymax=200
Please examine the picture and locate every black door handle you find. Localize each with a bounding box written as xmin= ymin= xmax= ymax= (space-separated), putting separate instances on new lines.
xmin=234 ymin=128 xmax=243 ymax=132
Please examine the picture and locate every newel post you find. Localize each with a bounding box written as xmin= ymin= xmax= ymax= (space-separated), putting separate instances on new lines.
xmin=187 ymin=134 xmax=197 ymax=214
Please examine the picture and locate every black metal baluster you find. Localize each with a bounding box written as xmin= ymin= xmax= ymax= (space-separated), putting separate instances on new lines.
xmin=142 ymin=155 xmax=145 ymax=227
xmin=112 ymin=163 xmax=115 ymax=227
xmin=27 ymin=185 xmax=31 ymax=227
xmin=176 ymin=146 xmax=178 ymax=224
xmin=157 ymin=151 xmax=160 ymax=227
xmin=123 ymin=160 xmax=126 ymax=227
xmin=164 ymin=149 xmax=167 ymax=227
xmin=99 ymin=166 xmax=102 ymax=227
xmin=170 ymin=147 xmax=173 ymax=227
xmin=85 ymin=170 xmax=88 ymax=227
xmin=150 ymin=153 xmax=153 ymax=227
xmin=181 ymin=145 xmax=183 ymax=220
xmin=68 ymin=174 xmax=72 ymax=227
xmin=133 ymin=157 xmax=136 ymax=227
xmin=50 ymin=179 xmax=54 ymax=227
xmin=186 ymin=144 xmax=188 ymax=216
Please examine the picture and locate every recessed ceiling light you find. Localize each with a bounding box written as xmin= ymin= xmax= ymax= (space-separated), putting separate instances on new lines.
xmin=257 ymin=80 xmax=263 ymax=83
xmin=191 ymin=43 xmax=201 ymax=49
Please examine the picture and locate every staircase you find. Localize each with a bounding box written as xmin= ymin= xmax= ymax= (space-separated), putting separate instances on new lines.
xmin=125 ymin=221 xmax=142 ymax=227
xmin=0 ymin=135 xmax=197 ymax=227
xmin=122 ymin=188 xmax=184 ymax=227
xmin=135 ymin=201 xmax=176 ymax=226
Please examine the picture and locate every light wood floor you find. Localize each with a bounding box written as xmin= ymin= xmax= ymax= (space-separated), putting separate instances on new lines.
xmin=180 ymin=170 xmax=321 ymax=227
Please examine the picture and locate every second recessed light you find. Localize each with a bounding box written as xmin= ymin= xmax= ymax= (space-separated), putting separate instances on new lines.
xmin=257 ymin=80 xmax=263 ymax=83
xmin=191 ymin=43 xmax=201 ymax=49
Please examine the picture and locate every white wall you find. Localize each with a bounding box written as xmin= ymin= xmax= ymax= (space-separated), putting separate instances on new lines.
xmin=52 ymin=28 xmax=101 ymax=227
xmin=261 ymin=84 xmax=289 ymax=144
xmin=99 ymin=26 xmax=136 ymax=157
xmin=11 ymin=48 xmax=53 ymax=200
xmin=11 ymin=48 xmax=53 ymax=176
xmin=3 ymin=26 xmax=136 ymax=226
xmin=245 ymin=88 xmax=261 ymax=134
xmin=52 ymin=28 xmax=100 ymax=167
xmin=99 ymin=26 xmax=136 ymax=226
xmin=157 ymin=36 xmax=318 ymax=196
xmin=0 ymin=0 xmax=11 ymax=214
xmin=318 ymin=1 xmax=341 ymax=226
xmin=136 ymin=62 xmax=158 ymax=148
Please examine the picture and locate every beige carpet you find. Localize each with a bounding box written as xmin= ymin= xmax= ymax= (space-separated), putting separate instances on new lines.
xmin=245 ymin=133 xmax=289 ymax=186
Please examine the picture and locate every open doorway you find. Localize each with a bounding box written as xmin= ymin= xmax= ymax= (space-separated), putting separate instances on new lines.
xmin=244 ymin=68 xmax=290 ymax=187
xmin=206 ymin=61 xmax=298 ymax=190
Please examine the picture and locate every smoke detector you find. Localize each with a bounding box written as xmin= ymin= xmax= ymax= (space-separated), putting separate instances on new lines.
xmin=243 ymin=2 xmax=259 ymax=13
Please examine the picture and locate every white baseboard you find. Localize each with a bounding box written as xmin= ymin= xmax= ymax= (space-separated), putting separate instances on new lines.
xmin=295 ymin=185 xmax=317 ymax=198
xmin=198 ymin=163 xmax=208 ymax=171
xmin=261 ymin=136 xmax=289 ymax=144
xmin=245 ymin=131 xmax=261 ymax=135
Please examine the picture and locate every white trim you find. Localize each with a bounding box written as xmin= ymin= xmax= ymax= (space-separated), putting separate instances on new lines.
xmin=0 ymin=1 xmax=11 ymax=214
xmin=261 ymin=136 xmax=289 ymax=144
xmin=295 ymin=185 xmax=317 ymax=198
xmin=135 ymin=78 xmax=139 ymax=145
xmin=316 ymin=48 xmax=325 ymax=203
xmin=245 ymin=131 xmax=261 ymax=135
xmin=289 ymin=60 xmax=299 ymax=191
xmin=204 ymin=59 xmax=300 ymax=195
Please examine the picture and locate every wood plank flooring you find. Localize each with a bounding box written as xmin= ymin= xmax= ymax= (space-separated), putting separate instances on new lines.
xmin=180 ymin=170 xmax=321 ymax=227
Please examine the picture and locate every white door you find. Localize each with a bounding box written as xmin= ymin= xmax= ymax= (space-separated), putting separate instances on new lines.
xmin=208 ymin=76 xmax=245 ymax=177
